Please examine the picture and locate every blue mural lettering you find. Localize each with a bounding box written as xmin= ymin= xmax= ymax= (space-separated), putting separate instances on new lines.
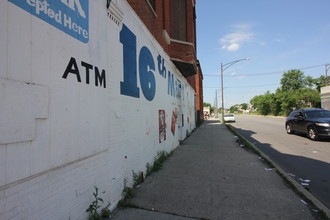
xmin=119 ymin=24 xmax=183 ymax=101
xmin=168 ymin=71 xmax=175 ymax=97
xmin=157 ymin=55 xmax=167 ymax=79
xmin=8 ymin=0 xmax=89 ymax=43
xmin=167 ymin=72 xmax=182 ymax=99
xmin=176 ymin=80 xmax=182 ymax=99
xmin=139 ymin=46 xmax=156 ymax=101
xmin=120 ymin=24 xmax=140 ymax=98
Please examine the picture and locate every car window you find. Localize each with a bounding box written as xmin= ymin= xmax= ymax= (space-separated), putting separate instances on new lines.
xmin=325 ymin=111 xmax=330 ymax=117
xmin=288 ymin=112 xmax=297 ymax=117
xmin=305 ymin=110 xmax=330 ymax=119
xmin=294 ymin=112 xmax=303 ymax=118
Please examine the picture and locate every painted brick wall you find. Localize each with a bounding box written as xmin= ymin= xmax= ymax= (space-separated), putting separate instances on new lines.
xmin=127 ymin=0 xmax=169 ymax=51
xmin=127 ymin=0 xmax=198 ymax=65
xmin=0 ymin=0 xmax=196 ymax=219
xmin=125 ymin=0 xmax=203 ymax=123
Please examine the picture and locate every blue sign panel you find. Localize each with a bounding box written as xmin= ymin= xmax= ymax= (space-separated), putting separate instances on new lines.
xmin=8 ymin=0 xmax=89 ymax=43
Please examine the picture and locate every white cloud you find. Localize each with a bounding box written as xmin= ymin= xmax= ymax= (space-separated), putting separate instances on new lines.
xmin=230 ymin=71 xmax=245 ymax=80
xmin=226 ymin=43 xmax=240 ymax=51
xmin=219 ymin=24 xmax=254 ymax=52
xmin=237 ymin=75 xmax=246 ymax=80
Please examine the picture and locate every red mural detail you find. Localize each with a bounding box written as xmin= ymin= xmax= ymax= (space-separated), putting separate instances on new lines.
xmin=171 ymin=109 xmax=177 ymax=135
xmin=159 ymin=110 xmax=166 ymax=143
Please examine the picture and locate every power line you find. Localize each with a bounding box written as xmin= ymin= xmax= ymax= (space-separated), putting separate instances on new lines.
xmin=203 ymin=63 xmax=328 ymax=78
xmin=204 ymin=83 xmax=280 ymax=89
xmin=225 ymin=83 xmax=280 ymax=89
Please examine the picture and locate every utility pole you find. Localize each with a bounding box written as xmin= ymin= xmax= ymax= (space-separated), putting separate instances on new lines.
xmin=326 ymin=64 xmax=329 ymax=86
xmin=215 ymin=90 xmax=218 ymax=118
xmin=220 ymin=58 xmax=251 ymax=124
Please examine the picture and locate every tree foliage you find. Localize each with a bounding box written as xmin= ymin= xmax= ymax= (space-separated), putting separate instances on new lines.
xmin=313 ymin=75 xmax=329 ymax=92
xmin=241 ymin=103 xmax=248 ymax=110
xmin=250 ymin=69 xmax=321 ymax=116
xmin=229 ymin=105 xmax=238 ymax=113
xmin=280 ymin=69 xmax=311 ymax=91
xmin=228 ymin=103 xmax=250 ymax=113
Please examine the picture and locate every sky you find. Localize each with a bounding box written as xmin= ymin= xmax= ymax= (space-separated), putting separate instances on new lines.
xmin=196 ymin=0 xmax=330 ymax=108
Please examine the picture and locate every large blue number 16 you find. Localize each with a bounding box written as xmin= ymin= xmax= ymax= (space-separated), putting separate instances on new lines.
xmin=120 ymin=24 xmax=156 ymax=101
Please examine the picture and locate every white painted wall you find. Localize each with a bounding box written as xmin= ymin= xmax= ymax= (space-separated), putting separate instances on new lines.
xmin=0 ymin=0 xmax=196 ymax=219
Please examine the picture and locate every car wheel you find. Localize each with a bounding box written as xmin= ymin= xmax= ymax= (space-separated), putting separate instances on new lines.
xmin=307 ymin=127 xmax=319 ymax=141
xmin=286 ymin=123 xmax=294 ymax=134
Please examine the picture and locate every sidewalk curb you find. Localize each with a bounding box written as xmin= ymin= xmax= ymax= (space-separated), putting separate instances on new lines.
xmin=226 ymin=124 xmax=330 ymax=220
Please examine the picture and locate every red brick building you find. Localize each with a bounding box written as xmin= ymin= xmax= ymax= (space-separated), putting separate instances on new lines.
xmin=127 ymin=0 xmax=204 ymax=125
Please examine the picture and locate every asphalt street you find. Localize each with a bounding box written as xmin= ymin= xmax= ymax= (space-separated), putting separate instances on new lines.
xmin=229 ymin=114 xmax=330 ymax=209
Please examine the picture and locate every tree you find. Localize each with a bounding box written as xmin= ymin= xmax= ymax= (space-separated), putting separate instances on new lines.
xmin=250 ymin=92 xmax=272 ymax=115
xmin=210 ymin=106 xmax=216 ymax=114
xmin=313 ymin=75 xmax=329 ymax=92
xmin=203 ymin=102 xmax=211 ymax=107
xmin=298 ymin=88 xmax=321 ymax=108
xmin=229 ymin=105 xmax=238 ymax=113
xmin=241 ymin=103 xmax=248 ymax=111
xmin=250 ymin=70 xmax=321 ymax=116
xmin=280 ymin=69 xmax=311 ymax=92
xmin=269 ymin=89 xmax=282 ymax=116
xmin=250 ymin=95 xmax=261 ymax=111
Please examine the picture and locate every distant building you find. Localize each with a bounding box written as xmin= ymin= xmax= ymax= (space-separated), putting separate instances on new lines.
xmin=321 ymin=86 xmax=330 ymax=110
xmin=203 ymin=107 xmax=211 ymax=115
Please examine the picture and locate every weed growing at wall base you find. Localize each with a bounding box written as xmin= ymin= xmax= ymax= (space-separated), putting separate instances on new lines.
xmin=86 ymin=186 xmax=104 ymax=220
xmin=118 ymin=150 xmax=172 ymax=208
xmin=133 ymin=171 xmax=144 ymax=187
xmin=118 ymin=185 xmax=134 ymax=207
xmin=146 ymin=150 xmax=171 ymax=176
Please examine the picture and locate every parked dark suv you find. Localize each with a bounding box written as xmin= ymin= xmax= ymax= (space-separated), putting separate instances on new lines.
xmin=285 ymin=108 xmax=330 ymax=141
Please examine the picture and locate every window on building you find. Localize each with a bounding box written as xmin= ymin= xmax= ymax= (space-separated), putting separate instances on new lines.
xmin=171 ymin=0 xmax=187 ymax=41
xmin=148 ymin=0 xmax=156 ymax=11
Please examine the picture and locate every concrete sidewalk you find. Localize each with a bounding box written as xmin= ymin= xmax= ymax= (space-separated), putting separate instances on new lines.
xmin=111 ymin=120 xmax=320 ymax=220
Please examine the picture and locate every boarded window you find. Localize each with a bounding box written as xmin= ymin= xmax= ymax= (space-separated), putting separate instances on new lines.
xmin=171 ymin=0 xmax=187 ymax=41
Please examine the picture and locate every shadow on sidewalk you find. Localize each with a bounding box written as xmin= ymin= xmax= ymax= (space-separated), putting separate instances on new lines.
xmin=231 ymin=126 xmax=330 ymax=210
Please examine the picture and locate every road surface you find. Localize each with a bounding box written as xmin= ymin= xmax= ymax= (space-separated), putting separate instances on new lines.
xmin=229 ymin=114 xmax=330 ymax=209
